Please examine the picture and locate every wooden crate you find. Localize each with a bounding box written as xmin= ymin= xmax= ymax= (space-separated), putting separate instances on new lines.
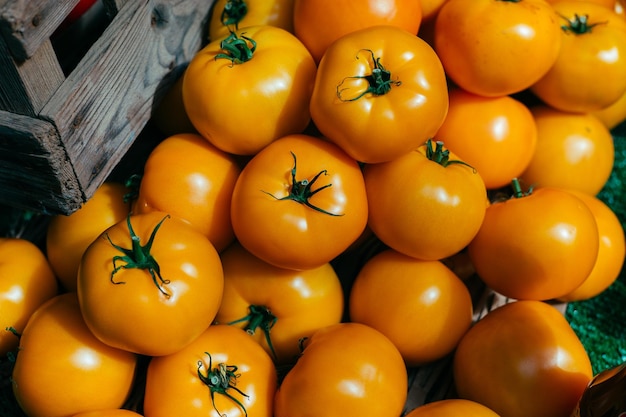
xmin=0 ymin=0 xmax=213 ymax=215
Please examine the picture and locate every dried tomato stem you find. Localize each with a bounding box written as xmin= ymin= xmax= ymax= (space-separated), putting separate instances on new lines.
xmin=197 ymin=352 xmax=250 ymax=417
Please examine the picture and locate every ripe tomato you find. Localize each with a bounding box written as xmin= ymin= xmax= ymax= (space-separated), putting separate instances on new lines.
xmin=71 ymin=411 xmax=143 ymax=417
xmin=46 ymin=181 xmax=130 ymax=291
xmin=273 ymin=322 xmax=408 ymax=417
xmin=363 ymin=140 xmax=487 ymax=261
xmin=468 ymin=181 xmax=600 ymax=301
xmin=546 ymin=0 xmax=616 ymax=7
xmin=592 ymin=86 xmax=626 ymax=130
xmin=182 ymin=25 xmax=316 ymax=155
xmin=0 ymin=238 xmax=58 ymax=356
xmin=208 ymin=0 xmax=295 ymax=42
xmin=12 ymin=293 xmax=137 ymax=417
xmin=405 ymin=399 xmax=501 ymax=417
xmin=349 ymin=249 xmax=473 ymax=366
xmin=531 ymin=1 xmax=626 ymax=112
xmin=453 ymin=300 xmax=593 ymax=417
xmin=310 ymin=25 xmax=449 ymax=163
xmin=421 ymin=0 xmax=449 ymax=21
xmin=78 ymin=212 xmax=224 ymax=356
xmin=293 ymin=0 xmax=423 ymax=63
xmin=520 ymin=106 xmax=615 ymax=196
xmin=434 ymin=0 xmax=562 ymax=97
xmin=132 ymin=133 xmax=241 ymax=252
xmin=230 ymin=134 xmax=368 ymax=270
xmin=558 ymin=191 xmax=626 ymax=302
xmin=143 ymin=324 xmax=277 ymax=417
xmin=434 ymin=88 xmax=538 ymax=190
xmin=214 ymin=243 xmax=344 ymax=365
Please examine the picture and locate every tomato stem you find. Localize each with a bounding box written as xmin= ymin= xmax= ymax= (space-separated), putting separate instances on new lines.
xmin=560 ymin=13 xmax=607 ymax=34
xmin=425 ymin=139 xmax=475 ymax=169
xmin=510 ymin=178 xmax=533 ymax=198
xmin=337 ymin=49 xmax=401 ymax=101
xmin=262 ymin=151 xmax=344 ymax=216
xmin=220 ymin=0 xmax=248 ymax=30
xmin=215 ymin=31 xmax=256 ymax=65
xmin=105 ymin=215 xmax=171 ymax=298
xmin=227 ymin=305 xmax=278 ymax=361
xmin=197 ymin=352 xmax=250 ymax=417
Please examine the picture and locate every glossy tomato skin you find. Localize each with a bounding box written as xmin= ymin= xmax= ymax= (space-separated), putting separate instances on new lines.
xmin=143 ymin=324 xmax=277 ymax=417
xmin=531 ymin=1 xmax=626 ymax=113
xmin=592 ymin=86 xmax=626 ymax=129
xmin=558 ymin=191 xmax=626 ymax=302
xmin=468 ymin=185 xmax=600 ymax=300
xmin=293 ymin=0 xmax=423 ymax=63
xmin=47 ymin=182 xmax=130 ymax=291
xmin=133 ymin=133 xmax=241 ymax=252
xmin=363 ymin=141 xmax=487 ymax=261
xmin=183 ymin=25 xmax=316 ymax=155
xmin=434 ymin=88 xmax=538 ymax=190
xmin=71 ymin=411 xmax=143 ymax=417
xmin=12 ymin=293 xmax=137 ymax=417
xmin=78 ymin=212 xmax=224 ymax=356
xmin=215 ymin=243 xmax=344 ymax=364
xmin=434 ymin=0 xmax=562 ymax=97
xmin=273 ymin=322 xmax=408 ymax=417
xmin=208 ymin=0 xmax=295 ymax=42
xmin=349 ymin=249 xmax=473 ymax=366
xmin=310 ymin=25 xmax=449 ymax=163
xmin=0 ymin=238 xmax=58 ymax=356
xmin=453 ymin=300 xmax=593 ymax=417
xmin=520 ymin=106 xmax=615 ymax=196
xmin=230 ymin=134 xmax=368 ymax=271
xmin=405 ymin=399 xmax=501 ymax=417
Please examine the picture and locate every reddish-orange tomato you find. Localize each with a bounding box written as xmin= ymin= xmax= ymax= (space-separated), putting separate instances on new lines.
xmin=405 ymin=399 xmax=501 ymax=417
xmin=453 ymin=300 xmax=593 ymax=417
xmin=132 ymin=133 xmax=241 ymax=252
xmin=558 ymin=191 xmax=626 ymax=302
xmin=0 ymin=238 xmax=58 ymax=356
xmin=310 ymin=25 xmax=449 ymax=163
xmin=434 ymin=0 xmax=562 ymax=97
xmin=214 ymin=243 xmax=344 ymax=365
xmin=230 ymin=134 xmax=368 ymax=271
xmin=434 ymin=88 xmax=538 ymax=190
xmin=143 ymin=324 xmax=277 ymax=417
xmin=78 ymin=212 xmax=224 ymax=356
xmin=12 ymin=293 xmax=137 ymax=417
xmin=363 ymin=140 xmax=487 ymax=261
xmin=273 ymin=322 xmax=408 ymax=417
xmin=468 ymin=181 xmax=600 ymax=301
xmin=520 ymin=106 xmax=615 ymax=196
xmin=46 ymin=181 xmax=130 ymax=291
xmin=349 ymin=249 xmax=473 ymax=366
xmin=531 ymin=1 xmax=626 ymax=113
xmin=293 ymin=0 xmax=423 ymax=63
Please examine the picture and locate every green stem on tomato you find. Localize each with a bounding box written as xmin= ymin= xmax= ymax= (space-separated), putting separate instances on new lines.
xmin=197 ymin=352 xmax=250 ymax=417
xmin=424 ymin=139 xmax=475 ymax=170
xmin=337 ymin=49 xmax=401 ymax=101
xmin=220 ymin=0 xmax=248 ymax=29
xmin=510 ymin=178 xmax=534 ymax=198
xmin=215 ymin=31 xmax=256 ymax=65
xmin=227 ymin=305 xmax=278 ymax=361
xmin=560 ymin=13 xmax=607 ymax=34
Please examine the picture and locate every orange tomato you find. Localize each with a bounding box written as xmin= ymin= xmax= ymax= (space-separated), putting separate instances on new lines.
xmin=558 ymin=191 xmax=626 ymax=301
xmin=405 ymin=399 xmax=501 ymax=417
xmin=0 ymin=238 xmax=58 ymax=356
xmin=12 ymin=293 xmax=137 ymax=417
xmin=230 ymin=134 xmax=368 ymax=270
xmin=71 ymin=411 xmax=143 ymax=417
xmin=310 ymin=25 xmax=449 ymax=163
xmin=531 ymin=1 xmax=626 ymax=112
xmin=421 ymin=0 xmax=449 ymax=21
xmin=434 ymin=88 xmax=538 ymax=189
xmin=453 ymin=300 xmax=593 ymax=417
xmin=592 ymin=86 xmax=626 ymax=130
xmin=293 ymin=0 xmax=423 ymax=63
xmin=520 ymin=106 xmax=615 ymax=196
xmin=468 ymin=181 xmax=600 ymax=300
xmin=349 ymin=249 xmax=473 ymax=366
xmin=46 ymin=182 xmax=130 ymax=291
xmin=434 ymin=0 xmax=562 ymax=97
xmin=78 ymin=212 xmax=224 ymax=356
xmin=132 ymin=133 xmax=241 ymax=252
xmin=546 ymin=0 xmax=616 ymax=7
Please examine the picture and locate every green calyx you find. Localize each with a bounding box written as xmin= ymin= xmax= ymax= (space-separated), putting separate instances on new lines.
xmin=220 ymin=0 xmax=248 ymax=29
xmin=197 ymin=352 xmax=249 ymax=417
xmin=263 ymin=151 xmax=343 ymax=217
xmin=228 ymin=305 xmax=278 ymax=360
xmin=106 ymin=214 xmax=171 ymax=298
xmin=424 ymin=139 xmax=475 ymax=169
xmin=510 ymin=178 xmax=534 ymax=198
xmin=337 ymin=49 xmax=401 ymax=101
xmin=215 ymin=31 xmax=256 ymax=65
xmin=560 ymin=13 xmax=607 ymax=34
